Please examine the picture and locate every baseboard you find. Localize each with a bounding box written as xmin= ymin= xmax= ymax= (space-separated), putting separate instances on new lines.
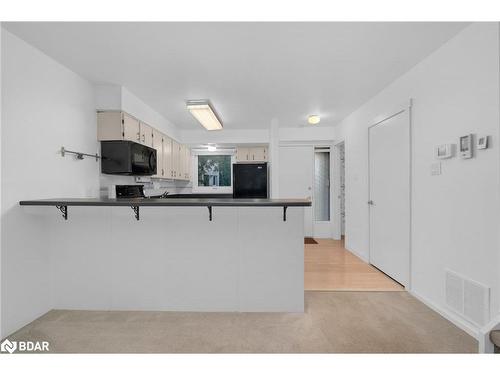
xmin=1 ymin=308 xmax=52 ymax=340
xmin=345 ymin=245 xmax=369 ymax=263
xmin=408 ymin=290 xmax=480 ymax=341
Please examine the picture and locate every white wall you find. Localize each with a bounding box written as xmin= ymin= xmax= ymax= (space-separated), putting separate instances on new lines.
xmin=1 ymin=29 xmax=100 ymax=338
xmin=180 ymin=128 xmax=269 ymax=145
xmin=336 ymin=23 xmax=500 ymax=335
xmin=279 ymin=126 xmax=335 ymax=143
xmin=0 ymin=25 xmax=3 ymax=338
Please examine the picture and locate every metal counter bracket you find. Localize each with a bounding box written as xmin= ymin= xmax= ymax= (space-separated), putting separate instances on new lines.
xmin=208 ymin=206 xmax=213 ymax=221
xmin=131 ymin=206 xmax=140 ymax=221
xmin=56 ymin=205 xmax=68 ymax=220
xmin=283 ymin=206 xmax=288 ymax=222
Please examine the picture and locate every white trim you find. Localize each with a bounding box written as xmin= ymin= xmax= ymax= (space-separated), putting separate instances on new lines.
xmin=192 ymin=149 xmax=235 ymax=156
xmin=191 ymin=153 xmax=235 ymax=194
xmin=345 ymin=245 xmax=369 ymax=263
xmin=408 ymin=290 xmax=480 ymax=341
xmin=312 ymin=146 xmax=333 ymax=238
xmin=332 ymin=140 xmax=345 ymax=240
xmin=479 ymin=313 xmax=500 ymax=353
xmin=280 ymin=141 xmax=333 ymax=147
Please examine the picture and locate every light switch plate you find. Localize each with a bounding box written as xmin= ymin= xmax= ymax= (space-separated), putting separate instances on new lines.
xmin=431 ymin=162 xmax=442 ymax=176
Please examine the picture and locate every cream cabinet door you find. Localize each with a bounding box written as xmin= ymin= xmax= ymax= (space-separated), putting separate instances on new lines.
xmin=171 ymin=140 xmax=180 ymax=179
xmin=140 ymin=122 xmax=153 ymax=147
xmin=184 ymin=147 xmax=191 ymax=180
xmin=122 ymin=113 xmax=141 ymax=142
xmin=261 ymin=147 xmax=268 ymax=161
xmin=236 ymin=147 xmax=250 ymax=161
xmin=179 ymin=144 xmax=187 ymax=180
xmin=181 ymin=144 xmax=186 ymax=180
xmin=152 ymin=129 xmax=163 ymax=178
xmin=181 ymin=146 xmax=191 ymax=180
xmin=163 ymin=136 xmax=173 ymax=179
xmin=250 ymin=147 xmax=267 ymax=161
xmin=97 ymin=111 xmax=123 ymax=140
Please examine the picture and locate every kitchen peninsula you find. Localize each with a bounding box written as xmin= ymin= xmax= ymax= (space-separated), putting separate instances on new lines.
xmin=19 ymin=197 xmax=310 ymax=313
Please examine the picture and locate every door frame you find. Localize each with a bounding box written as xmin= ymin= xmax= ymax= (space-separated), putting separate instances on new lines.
xmin=312 ymin=146 xmax=334 ymax=238
xmin=332 ymin=140 xmax=345 ymax=240
xmin=278 ymin=143 xmax=315 ymax=237
xmin=367 ymin=99 xmax=413 ymax=290
xmin=279 ymin=141 xmax=335 ymax=238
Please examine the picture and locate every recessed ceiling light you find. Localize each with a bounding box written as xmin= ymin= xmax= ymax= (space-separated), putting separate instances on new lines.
xmin=186 ymin=100 xmax=223 ymax=131
xmin=308 ymin=115 xmax=321 ymax=125
xmin=207 ymin=145 xmax=217 ymax=152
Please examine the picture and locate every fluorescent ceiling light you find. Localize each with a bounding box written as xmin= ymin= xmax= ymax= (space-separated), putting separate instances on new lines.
xmin=186 ymin=100 xmax=223 ymax=131
xmin=308 ymin=115 xmax=321 ymax=125
xmin=207 ymin=145 xmax=217 ymax=152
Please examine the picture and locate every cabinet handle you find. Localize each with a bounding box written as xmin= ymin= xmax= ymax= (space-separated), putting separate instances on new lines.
xmin=137 ymin=132 xmax=140 ymax=141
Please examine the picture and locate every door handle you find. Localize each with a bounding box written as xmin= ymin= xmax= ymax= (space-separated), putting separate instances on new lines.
xmin=368 ymin=200 xmax=374 ymax=205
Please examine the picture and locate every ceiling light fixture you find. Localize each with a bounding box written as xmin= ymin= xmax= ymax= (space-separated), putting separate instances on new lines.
xmin=186 ymin=100 xmax=223 ymax=131
xmin=308 ymin=115 xmax=321 ymax=125
xmin=207 ymin=145 xmax=217 ymax=152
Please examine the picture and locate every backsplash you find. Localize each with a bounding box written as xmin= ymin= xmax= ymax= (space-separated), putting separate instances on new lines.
xmin=100 ymin=174 xmax=193 ymax=198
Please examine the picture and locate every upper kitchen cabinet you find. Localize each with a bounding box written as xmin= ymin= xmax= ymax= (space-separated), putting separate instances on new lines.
xmin=250 ymin=147 xmax=267 ymax=161
xmin=236 ymin=146 xmax=268 ymax=162
xmin=98 ymin=111 xmax=141 ymax=142
xmin=163 ymin=135 xmax=173 ymax=179
xmin=151 ymin=129 xmax=164 ymax=178
xmin=139 ymin=122 xmax=153 ymax=147
xmin=170 ymin=143 xmax=191 ymax=181
xmin=236 ymin=147 xmax=250 ymax=162
xmin=171 ymin=140 xmax=181 ymax=180
xmin=182 ymin=145 xmax=191 ymax=181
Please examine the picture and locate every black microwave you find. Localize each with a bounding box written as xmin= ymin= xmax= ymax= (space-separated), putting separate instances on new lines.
xmin=101 ymin=141 xmax=157 ymax=175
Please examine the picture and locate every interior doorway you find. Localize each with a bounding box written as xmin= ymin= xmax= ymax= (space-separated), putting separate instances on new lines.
xmin=278 ymin=145 xmax=314 ymax=237
xmin=313 ymin=147 xmax=333 ymax=238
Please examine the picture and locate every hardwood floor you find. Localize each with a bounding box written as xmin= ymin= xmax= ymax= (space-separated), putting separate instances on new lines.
xmin=305 ymin=238 xmax=404 ymax=291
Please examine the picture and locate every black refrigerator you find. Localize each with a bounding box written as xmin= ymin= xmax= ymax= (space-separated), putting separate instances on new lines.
xmin=233 ymin=163 xmax=268 ymax=198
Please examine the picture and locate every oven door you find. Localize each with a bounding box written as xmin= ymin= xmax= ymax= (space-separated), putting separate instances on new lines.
xmin=131 ymin=143 xmax=157 ymax=175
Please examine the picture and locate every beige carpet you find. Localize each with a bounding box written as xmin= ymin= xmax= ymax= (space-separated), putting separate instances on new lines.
xmin=7 ymin=292 xmax=477 ymax=353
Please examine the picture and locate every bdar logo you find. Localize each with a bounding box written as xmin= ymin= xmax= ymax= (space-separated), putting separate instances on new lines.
xmin=1 ymin=339 xmax=17 ymax=354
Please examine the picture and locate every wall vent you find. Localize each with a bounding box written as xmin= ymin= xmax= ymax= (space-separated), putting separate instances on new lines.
xmin=445 ymin=269 xmax=490 ymax=327
xmin=445 ymin=270 xmax=463 ymax=313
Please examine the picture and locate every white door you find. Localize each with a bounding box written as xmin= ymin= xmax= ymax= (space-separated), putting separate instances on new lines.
xmin=369 ymin=110 xmax=410 ymax=286
xmin=279 ymin=145 xmax=313 ymax=237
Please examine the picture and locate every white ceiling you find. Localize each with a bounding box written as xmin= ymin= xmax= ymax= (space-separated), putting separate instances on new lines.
xmin=4 ymin=22 xmax=468 ymax=130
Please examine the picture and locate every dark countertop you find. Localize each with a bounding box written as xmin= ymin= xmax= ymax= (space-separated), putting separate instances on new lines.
xmin=19 ymin=197 xmax=311 ymax=207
